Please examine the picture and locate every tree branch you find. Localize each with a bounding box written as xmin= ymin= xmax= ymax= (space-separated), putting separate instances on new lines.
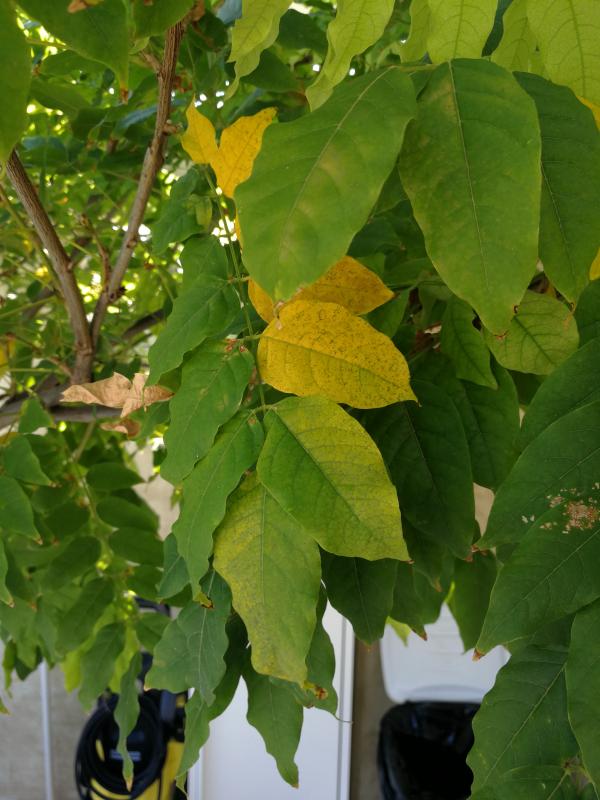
xmin=5 ymin=153 xmax=94 ymax=384
xmin=90 ymin=22 xmax=185 ymax=346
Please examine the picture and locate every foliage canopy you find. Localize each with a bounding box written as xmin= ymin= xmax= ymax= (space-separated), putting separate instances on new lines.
xmin=0 ymin=0 xmax=599 ymax=795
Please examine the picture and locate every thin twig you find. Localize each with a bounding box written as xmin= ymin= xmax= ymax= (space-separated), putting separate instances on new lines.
xmin=90 ymin=22 xmax=185 ymax=346
xmin=5 ymin=153 xmax=94 ymax=383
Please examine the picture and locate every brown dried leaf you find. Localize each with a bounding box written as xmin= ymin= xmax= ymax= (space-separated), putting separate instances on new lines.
xmin=62 ymin=372 xmax=172 ymax=417
xmin=101 ymin=418 xmax=141 ymax=438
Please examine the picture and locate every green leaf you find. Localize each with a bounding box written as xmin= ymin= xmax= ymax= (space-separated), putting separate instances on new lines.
xmin=441 ymin=297 xmax=497 ymax=388
xmin=161 ymin=342 xmax=254 ymax=484
xmin=469 ymin=643 xmax=577 ymax=789
xmin=491 ymin=0 xmax=536 ymax=71
xmin=483 ymin=401 xmax=600 ymax=549
xmin=173 ymin=410 xmax=263 ymax=588
xmin=135 ymin=613 xmax=169 ymax=653
xmin=18 ymin=397 xmax=53 ymax=434
xmin=304 ymin=588 xmax=337 ymax=714
xmin=243 ymin=661 xmax=303 ymax=787
xmin=527 ymin=0 xmax=600 ymax=105
xmin=0 ymin=476 xmax=38 ymax=539
xmin=147 ymin=572 xmax=231 ymax=704
xmin=56 ymin=578 xmax=115 ymax=652
xmin=449 ymin=553 xmax=497 ymax=651
xmin=2 ymin=436 xmax=50 ymax=486
xmin=516 ymin=72 xmax=600 ymax=302
xmin=461 ymin=362 xmax=520 ymax=490
xmin=258 ymin=396 xmax=408 ymax=561
xmin=97 ymin=496 xmax=157 ymax=531
xmin=389 ymin=562 xmax=426 ymax=636
xmin=157 ymin=533 xmax=189 ymax=599
xmin=132 ymin=0 xmax=194 ymax=38
xmin=228 ymin=0 xmax=290 ymax=93
xmin=214 ymin=474 xmax=321 ymax=684
xmin=236 ymin=68 xmax=416 ymax=300
xmin=520 ymin=338 xmax=600 ymax=448
xmin=43 ymin=536 xmax=101 ymax=590
xmin=414 ymin=352 xmax=520 ymax=490
xmin=147 ymin=276 xmax=240 ymax=383
xmin=321 ymin=552 xmax=396 ymax=644
xmin=566 ymin=599 xmax=600 ymax=788
xmin=30 ymin=77 xmax=90 ymax=117
xmin=114 ymin=651 xmax=141 ymax=786
xmin=79 ymin=621 xmax=126 ymax=709
xmin=86 ymin=462 xmax=143 ymax=491
xmin=0 ymin=539 xmax=11 ymax=605
xmin=470 ymin=766 xmax=579 ymax=800
xmin=109 ymin=528 xmax=163 ymax=567
xmin=575 ymin=279 xmax=600 ymax=345
xmin=478 ymin=502 xmax=600 ymax=653
xmin=400 ymin=59 xmax=541 ymax=334
xmin=306 ymin=0 xmax=395 ymax=109
xmin=0 ymin=0 xmax=32 ymax=163
xmin=400 ymin=0 xmax=430 ymax=62
xmin=151 ymin=170 xmax=207 ymax=255
xmin=180 ymin=236 xmax=229 ymax=288
xmin=484 ymin=291 xmax=579 ymax=374
xmin=367 ymin=380 xmax=474 ymax=559
xmin=19 ymin=0 xmax=129 ymax=88
xmin=426 ymin=0 xmax=497 ymax=61
xmin=176 ymin=692 xmax=210 ymax=781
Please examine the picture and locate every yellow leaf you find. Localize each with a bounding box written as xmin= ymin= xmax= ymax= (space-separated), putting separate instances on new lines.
xmin=249 ymin=256 xmax=394 ymax=322
xmin=181 ymin=105 xmax=219 ymax=166
xmin=214 ymin=107 xmax=277 ymax=197
xmin=579 ymin=95 xmax=600 ymax=128
xmin=258 ymin=300 xmax=416 ymax=408
xmin=181 ymin=105 xmax=276 ymax=198
xmin=61 ymin=373 xmax=172 ymax=417
xmin=591 ymin=248 xmax=600 ymax=280
xmin=248 ymin=278 xmax=276 ymax=322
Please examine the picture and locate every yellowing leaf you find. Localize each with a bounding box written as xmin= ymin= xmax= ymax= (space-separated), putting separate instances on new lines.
xmin=248 ymin=256 xmax=394 ymax=322
xmin=181 ymin=105 xmax=276 ymax=198
xmin=216 ymin=108 xmax=277 ymax=198
xmin=579 ymin=96 xmax=600 ymax=128
xmin=258 ymin=300 xmax=416 ymax=408
xmin=62 ymin=373 xmax=172 ymax=417
xmin=181 ymin=105 xmax=219 ymax=166
xmin=591 ymin=248 xmax=600 ymax=280
xmin=248 ymin=279 xmax=276 ymax=323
